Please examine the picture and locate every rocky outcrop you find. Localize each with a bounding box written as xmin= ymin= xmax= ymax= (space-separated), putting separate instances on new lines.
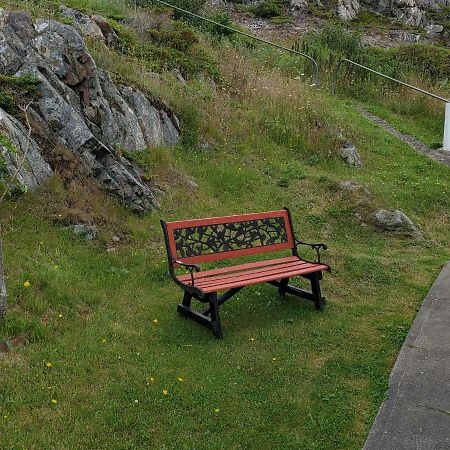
xmin=361 ymin=0 xmax=425 ymax=26
xmin=0 ymin=9 xmax=181 ymax=213
xmin=59 ymin=6 xmax=119 ymax=46
xmin=59 ymin=6 xmax=104 ymax=41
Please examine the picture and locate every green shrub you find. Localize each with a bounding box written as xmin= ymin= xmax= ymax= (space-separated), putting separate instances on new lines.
xmin=147 ymin=21 xmax=198 ymax=51
xmin=208 ymin=13 xmax=235 ymax=37
xmin=255 ymin=0 xmax=284 ymax=18
xmin=110 ymin=18 xmax=218 ymax=77
xmin=0 ymin=91 xmax=15 ymax=114
xmin=0 ymin=75 xmax=41 ymax=114
xmin=301 ymin=23 xmax=363 ymax=70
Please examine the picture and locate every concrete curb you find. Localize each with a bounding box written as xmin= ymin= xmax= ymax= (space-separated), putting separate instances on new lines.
xmin=364 ymin=262 xmax=450 ymax=450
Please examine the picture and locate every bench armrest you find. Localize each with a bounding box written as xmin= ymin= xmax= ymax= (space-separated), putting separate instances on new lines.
xmin=295 ymin=241 xmax=328 ymax=263
xmin=173 ymin=259 xmax=200 ymax=285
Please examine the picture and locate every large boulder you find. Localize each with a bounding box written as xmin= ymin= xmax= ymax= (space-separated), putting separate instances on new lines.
xmin=0 ymin=9 xmax=181 ymax=213
xmin=372 ymin=209 xmax=422 ymax=238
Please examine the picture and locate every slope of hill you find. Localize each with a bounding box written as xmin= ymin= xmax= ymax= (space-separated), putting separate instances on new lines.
xmin=0 ymin=1 xmax=449 ymax=449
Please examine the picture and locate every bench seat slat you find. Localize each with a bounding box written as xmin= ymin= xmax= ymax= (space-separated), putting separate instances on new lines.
xmin=200 ymin=264 xmax=328 ymax=293
xmin=177 ymin=256 xmax=299 ymax=282
xmin=190 ymin=261 xmax=314 ymax=288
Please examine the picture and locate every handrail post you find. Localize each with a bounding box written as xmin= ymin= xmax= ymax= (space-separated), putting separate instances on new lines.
xmin=444 ymin=103 xmax=450 ymax=151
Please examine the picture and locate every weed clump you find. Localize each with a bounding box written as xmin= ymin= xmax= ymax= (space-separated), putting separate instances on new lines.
xmin=110 ymin=18 xmax=218 ymax=78
xmin=0 ymin=74 xmax=41 ymax=114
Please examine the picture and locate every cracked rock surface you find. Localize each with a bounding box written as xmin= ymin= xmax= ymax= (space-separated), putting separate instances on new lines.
xmin=0 ymin=8 xmax=180 ymax=213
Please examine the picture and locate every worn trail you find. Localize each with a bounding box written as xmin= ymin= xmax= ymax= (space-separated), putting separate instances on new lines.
xmin=356 ymin=107 xmax=450 ymax=167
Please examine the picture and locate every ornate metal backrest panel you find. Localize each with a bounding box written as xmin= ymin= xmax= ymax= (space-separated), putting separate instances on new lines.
xmin=174 ymin=217 xmax=288 ymax=259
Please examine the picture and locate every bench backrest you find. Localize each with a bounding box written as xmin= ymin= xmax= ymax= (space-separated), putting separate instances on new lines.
xmin=161 ymin=208 xmax=296 ymax=265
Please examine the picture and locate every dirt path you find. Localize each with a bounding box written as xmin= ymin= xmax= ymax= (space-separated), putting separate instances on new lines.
xmin=356 ymin=107 xmax=450 ymax=167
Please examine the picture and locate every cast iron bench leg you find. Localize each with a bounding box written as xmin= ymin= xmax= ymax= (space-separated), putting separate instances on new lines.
xmin=278 ymin=278 xmax=289 ymax=297
xmin=310 ymin=272 xmax=326 ymax=311
xmin=208 ymin=292 xmax=222 ymax=339
xmin=182 ymin=291 xmax=192 ymax=308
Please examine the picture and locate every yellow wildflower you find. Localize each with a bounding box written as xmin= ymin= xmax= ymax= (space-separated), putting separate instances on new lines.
xmin=177 ymin=377 xmax=183 ymax=382
xmin=46 ymin=362 xmax=52 ymax=368
xmin=23 ymin=281 xmax=30 ymax=288
xmin=214 ymin=408 xmax=220 ymax=413
xmin=51 ymin=399 xmax=58 ymax=405
xmin=152 ymin=319 xmax=158 ymax=324
xmin=162 ymin=389 xmax=168 ymax=396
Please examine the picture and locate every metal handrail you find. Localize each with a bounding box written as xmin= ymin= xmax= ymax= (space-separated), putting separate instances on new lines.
xmin=333 ymin=58 xmax=450 ymax=103
xmin=147 ymin=0 xmax=319 ymax=86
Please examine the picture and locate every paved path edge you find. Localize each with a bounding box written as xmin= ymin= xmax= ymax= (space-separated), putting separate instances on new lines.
xmin=363 ymin=262 xmax=450 ymax=450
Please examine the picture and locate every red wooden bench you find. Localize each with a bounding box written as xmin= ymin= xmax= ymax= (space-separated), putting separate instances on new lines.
xmin=161 ymin=208 xmax=330 ymax=338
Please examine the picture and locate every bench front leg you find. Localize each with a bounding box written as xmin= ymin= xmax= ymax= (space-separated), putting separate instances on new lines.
xmin=207 ymin=292 xmax=223 ymax=339
xmin=309 ymin=272 xmax=326 ymax=311
xmin=278 ymin=278 xmax=289 ymax=297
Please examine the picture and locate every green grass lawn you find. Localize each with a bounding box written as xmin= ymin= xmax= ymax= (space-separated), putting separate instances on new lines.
xmin=1 ymin=1 xmax=450 ymax=448
xmin=1 ymin=95 xmax=449 ymax=448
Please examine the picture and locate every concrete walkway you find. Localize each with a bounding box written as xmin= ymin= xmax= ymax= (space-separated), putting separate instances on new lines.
xmin=364 ymin=262 xmax=450 ymax=450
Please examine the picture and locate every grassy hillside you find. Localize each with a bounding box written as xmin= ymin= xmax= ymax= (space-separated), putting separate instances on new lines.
xmin=1 ymin=1 xmax=449 ymax=449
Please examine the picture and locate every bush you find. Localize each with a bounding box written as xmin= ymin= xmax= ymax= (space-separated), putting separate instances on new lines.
xmin=255 ymin=0 xmax=284 ymax=18
xmin=110 ymin=18 xmax=218 ymax=77
xmin=0 ymin=75 xmax=41 ymax=114
xmin=301 ymin=23 xmax=363 ymax=70
xmin=147 ymin=21 xmax=199 ymax=51
xmin=208 ymin=13 xmax=235 ymax=37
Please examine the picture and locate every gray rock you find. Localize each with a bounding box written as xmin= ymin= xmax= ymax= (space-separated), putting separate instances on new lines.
xmin=59 ymin=6 xmax=104 ymax=41
xmin=196 ymin=72 xmax=217 ymax=92
xmin=340 ymin=142 xmax=363 ymax=167
xmin=172 ymin=69 xmax=186 ymax=84
xmin=337 ymin=0 xmax=361 ymax=20
xmin=111 ymin=235 xmax=121 ymax=243
xmin=290 ymin=0 xmax=309 ymax=14
xmin=375 ymin=0 xmax=426 ymax=26
xmin=392 ymin=30 xmax=422 ymax=43
xmin=90 ymin=15 xmax=118 ymax=47
xmin=372 ymin=209 xmax=421 ymax=237
xmin=0 ymin=108 xmax=52 ymax=193
xmin=71 ymin=223 xmax=98 ymax=240
xmin=338 ymin=180 xmax=371 ymax=195
xmin=426 ymin=23 xmax=444 ymax=34
xmin=0 ymin=8 xmax=180 ymax=212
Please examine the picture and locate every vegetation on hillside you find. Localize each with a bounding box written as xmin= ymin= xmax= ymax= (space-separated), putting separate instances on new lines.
xmin=0 ymin=0 xmax=449 ymax=449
